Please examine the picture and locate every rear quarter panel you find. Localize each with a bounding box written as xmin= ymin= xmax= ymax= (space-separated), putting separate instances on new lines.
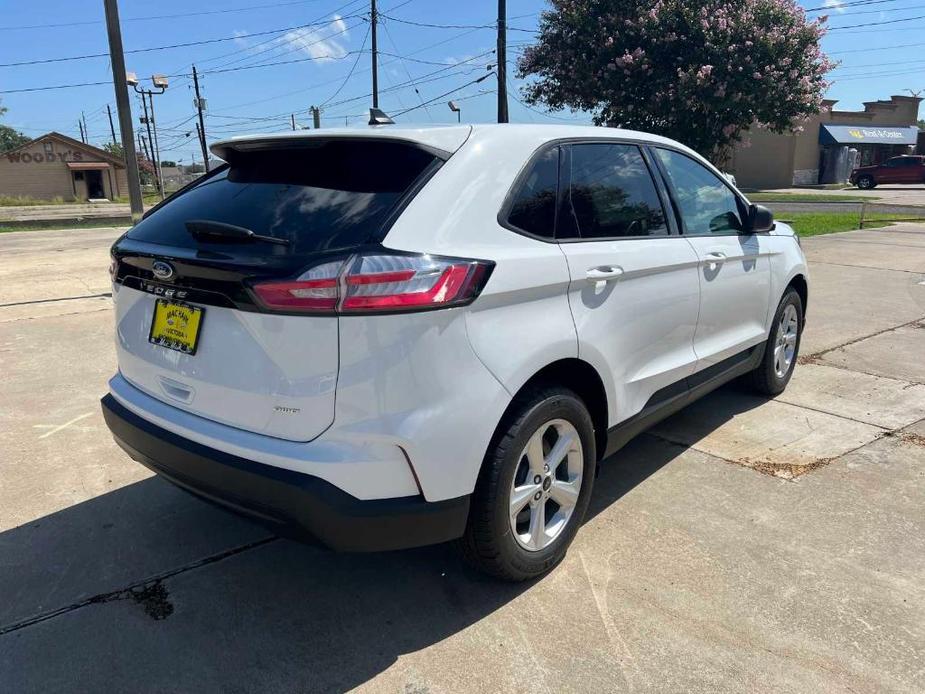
xmin=381 ymin=128 xmax=582 ymax=495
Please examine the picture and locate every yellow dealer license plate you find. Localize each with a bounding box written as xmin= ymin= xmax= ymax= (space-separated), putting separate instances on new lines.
xmin=148 ymin=299 xmax=204 ymax=355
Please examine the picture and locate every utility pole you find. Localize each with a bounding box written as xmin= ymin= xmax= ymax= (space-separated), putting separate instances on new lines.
xmin=139 ymin=94 xmax=161 ymax=197
xmin=82 ymin=111 xmax=89 ymax=143
xmin=191 ymin=65 xmax=210 ymax=173
xmin=147 ymin=92 xmax=165 ymax=200
xmin=196 ymin=122 xmax=205 ymax=163
xmin=106 ymin=104 xmax=118 ymax=145
xmin=291 ymin=114 xmax=296 ymax=131
xmin=370 ymin=0 xmax=379 ymax=108
xmin=496 ymin=0 xmax=509 ymax=123
xmin=78 ymin=119 xmax=86 ymax=143
xmin=103 ymin=0 xmax=143 ymax=221
xmin=312 ymin=106 xmax=321 ymax=129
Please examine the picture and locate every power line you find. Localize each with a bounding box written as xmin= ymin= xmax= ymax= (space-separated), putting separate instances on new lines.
xmin=805 ymin=0 xmax=910 ymax=11
xmin=0 ymin=0 xmax=333 ymax=30
xmin=208 ymin=23 xmax=486 ymax=114
xmin=380 ymin=14 xmax=493 ymax=30
xmin=381 ymin=21 xmax=432 ymax=120
xmin=319 ymin=23 xmax=371 ymax=106
xmin=817 ymin=2 xmax=925 ymax=16
xmin=392 ymin=73 xmax=493 ymax=117
xmin=828 ymin=13 xmax=925 ymax=29
xmin=181 ymin=5 xmax=365 ymax=76
xmin=0 ymin=16 xmax=362 ymax=68
xmin=830 ymin=56 xmax=925 ymax=71
xmin=829 ymin=39 xmax=925 ymax=54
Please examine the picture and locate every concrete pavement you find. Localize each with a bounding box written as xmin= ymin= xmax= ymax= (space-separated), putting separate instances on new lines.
xmin=1 ymin=225 xmax=924 ymax=692
xmin=756 ymin=184 xmax=925 ymax=206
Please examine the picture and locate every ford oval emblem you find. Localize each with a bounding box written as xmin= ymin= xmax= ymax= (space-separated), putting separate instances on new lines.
xmin=152 ymin=260 xmax=175 ymax=281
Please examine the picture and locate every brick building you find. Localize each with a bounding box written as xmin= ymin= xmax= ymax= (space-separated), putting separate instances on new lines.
xmin=728 ymin=95 xmax=921 ymax=189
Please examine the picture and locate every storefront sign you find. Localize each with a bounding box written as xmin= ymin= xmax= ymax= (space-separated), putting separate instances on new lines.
xmin=5 ymin=150 xmax=85 ymax=164
xmin=819 ymin=124 xmax=919 ymax=146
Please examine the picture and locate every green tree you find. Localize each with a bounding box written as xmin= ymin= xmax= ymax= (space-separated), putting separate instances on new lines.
xmin=0 ymin=100 xmax=31 ymax=154
xmin=519 ymin=0 xmax=834 ymax=159
xmin=102 ymin=142 xmax=124 ymax=159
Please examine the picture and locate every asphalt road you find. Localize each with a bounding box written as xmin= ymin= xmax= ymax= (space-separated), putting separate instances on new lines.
xmin=1 ymin=225 xmax=925 ymax=692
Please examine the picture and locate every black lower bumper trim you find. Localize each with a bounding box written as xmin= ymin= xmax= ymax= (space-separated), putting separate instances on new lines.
xmin=101 ymin=394 xmax=470 ymax=552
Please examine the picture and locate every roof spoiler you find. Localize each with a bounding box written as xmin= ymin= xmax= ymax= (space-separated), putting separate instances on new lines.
xmin=369 ymin=108 xmax=394 ymax=126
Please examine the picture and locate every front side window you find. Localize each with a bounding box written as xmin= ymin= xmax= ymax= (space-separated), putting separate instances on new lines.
xmin=654 ymin=148 xmax=745 ymax=235
xmin=506 ymin=147 xmax=559 ymax=239
xmin=564 ymin=143 xmax=668 ymax=239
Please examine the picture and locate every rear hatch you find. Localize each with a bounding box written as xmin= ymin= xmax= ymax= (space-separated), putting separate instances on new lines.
xmin=112 ymin=136 xmax=446 ymax=441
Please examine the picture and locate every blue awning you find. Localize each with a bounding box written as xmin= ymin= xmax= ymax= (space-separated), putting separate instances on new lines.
xmin=820 ymin=124 xmax=919 ymax=146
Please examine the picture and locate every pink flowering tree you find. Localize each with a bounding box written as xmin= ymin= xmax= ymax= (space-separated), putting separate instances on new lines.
xmin=518 ymin=0 xmax=834 ymax=159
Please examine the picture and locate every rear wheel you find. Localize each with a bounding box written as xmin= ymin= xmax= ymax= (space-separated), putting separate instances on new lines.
xmin=746 ymin=288 xmax=803 ymax=396
xmin=857 ymin=175 xmax=875 ymax=190
xmin=460 ymin=386 xmax=596 ymax=581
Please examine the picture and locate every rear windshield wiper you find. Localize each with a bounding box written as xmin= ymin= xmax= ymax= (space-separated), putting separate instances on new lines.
xmin=185 ymin=219 xmax=290 ymax=246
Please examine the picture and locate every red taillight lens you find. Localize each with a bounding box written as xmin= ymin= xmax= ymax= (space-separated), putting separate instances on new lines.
xmin=250 ymin=253 xmax=492 ymax=314
xmin=252 ymin=260 xmax=343 ymax=312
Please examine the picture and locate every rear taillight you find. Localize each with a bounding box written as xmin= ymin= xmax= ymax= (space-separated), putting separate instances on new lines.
xmin=251 ymin=253 xmax=493 ymax=314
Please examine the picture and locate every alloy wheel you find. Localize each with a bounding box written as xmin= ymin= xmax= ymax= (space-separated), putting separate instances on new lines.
xmin=509 ymin=419 xmax=583 ymax=552
xmin=774 ymin=304 xmax=799 ymax=379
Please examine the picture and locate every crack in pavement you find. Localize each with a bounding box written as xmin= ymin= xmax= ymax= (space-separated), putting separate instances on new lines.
xmin=0 ymin=536 xmax=277 ymax=636
xmin=799 ymin=314 xmax=925 ymax=364
xmin=806 ymin=261 xmax=925 ymax=275
xmin=0 ymin=292 xmax=111 ymax=308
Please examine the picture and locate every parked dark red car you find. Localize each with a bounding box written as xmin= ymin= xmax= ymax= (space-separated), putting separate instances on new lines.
xmin=849 ymin=155 xmax=925 ymax=189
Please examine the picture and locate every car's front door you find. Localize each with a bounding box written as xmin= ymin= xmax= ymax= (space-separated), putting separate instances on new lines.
xmin=896 ymin=157 xmax=923 ymax=184
xmin=652 ymin=147 xmax=772 ymax=368
xmin=556 ymin=142 xmax=701 ymax=425
xmin=879 ymin=158 xmax=905 ymax=184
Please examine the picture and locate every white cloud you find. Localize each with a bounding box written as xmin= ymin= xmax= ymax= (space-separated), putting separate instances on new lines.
xmin=232 ymin=16 xmax=350 ymax=64
xmin=282 ymin=15 xmax=350 ymax=63
xmin=823 ymin=0 xmax=846 ymax=13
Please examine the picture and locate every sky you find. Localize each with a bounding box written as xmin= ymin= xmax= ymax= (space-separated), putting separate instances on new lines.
xmin=0 ymin=0 xmax=923 ymax=165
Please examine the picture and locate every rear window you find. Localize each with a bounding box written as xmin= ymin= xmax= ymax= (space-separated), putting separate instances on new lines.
xmin=127 ymin=139 xmax=438 ymax=254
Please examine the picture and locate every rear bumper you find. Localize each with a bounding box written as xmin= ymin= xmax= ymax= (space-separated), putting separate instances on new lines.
xmin=101 ymin=394 xmax=470 ymax=552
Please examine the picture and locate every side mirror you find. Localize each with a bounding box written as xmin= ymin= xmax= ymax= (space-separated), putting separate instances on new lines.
xmin=746 ymin=203 xmax=775 ymax=233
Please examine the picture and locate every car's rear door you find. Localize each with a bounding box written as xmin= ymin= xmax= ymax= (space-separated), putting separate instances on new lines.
xmin=555 ymin=141 xmax=701 ymax=424
xmin=111 ymin=138 xmax=443 ymax=442
xmin=651 ymin=146 xmax=771 ymax=368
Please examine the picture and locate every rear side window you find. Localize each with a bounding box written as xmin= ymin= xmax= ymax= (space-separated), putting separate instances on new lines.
xmin=505 ymin=147 xmax=559 ymax=239
xmin=127 ymin=140 xmax=438 ymax=254
xmin=564 ymin=143 xmax=668 ymax=239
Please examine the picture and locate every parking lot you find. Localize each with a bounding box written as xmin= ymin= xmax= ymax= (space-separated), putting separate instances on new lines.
xmin=1 ymin=225 xmax=924 ymax=692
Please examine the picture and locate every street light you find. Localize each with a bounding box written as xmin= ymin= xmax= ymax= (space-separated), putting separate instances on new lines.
xmin=448 ymin=100 xmax=461 ymax=123
xmin=129 ymin=73 xmax=169 ymax=200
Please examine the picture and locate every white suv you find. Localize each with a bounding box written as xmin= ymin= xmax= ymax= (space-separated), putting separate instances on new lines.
xmin=102 ymin=124 xmax=807 ymax=580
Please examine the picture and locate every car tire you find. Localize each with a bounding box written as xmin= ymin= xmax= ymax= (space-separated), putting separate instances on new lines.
xmin=459 ymin=385 xmax=596 ymax=581
xmin=857 ymin=175 xmax=875 ymax=190
xmin=746 ymin=288 xmax=803 ymax=396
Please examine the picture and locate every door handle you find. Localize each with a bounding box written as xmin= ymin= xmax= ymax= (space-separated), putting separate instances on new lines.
xmin=586 ymin=266 xmax=624 ymax=282
xmin=704 ymin=251 xmax=727 ymax=270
